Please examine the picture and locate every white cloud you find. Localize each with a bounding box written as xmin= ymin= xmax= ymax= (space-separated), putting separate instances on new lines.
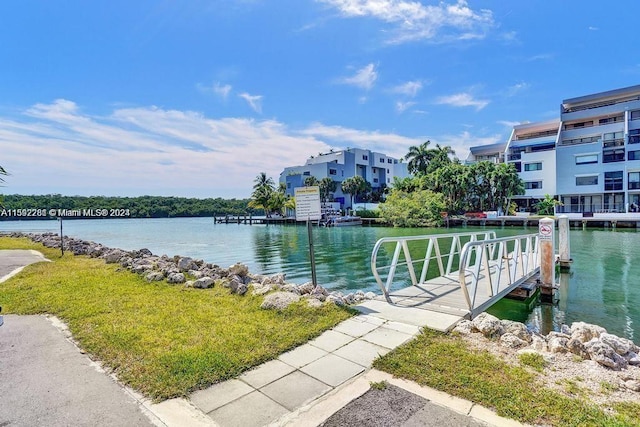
xmin=526 ymin=53 xmax=553 ymax=62
xmin=238 ymin=92 xmax=263 ymax=113
xmin=497 ymin=120 xmax=521 ymax=128
xmin=390 ymin=80 xmax=424 ymax=97
xmin=435 ymin=92 xmax=489 ymax=110
xmin=337 ymin=63 xmax=378 ymax=90
xmin=1 ymin=100 xmax=332 ymax=197
xmin=318 ymin=0 xmax=494 ymax=44
xmin=300 ymin=122 xmax=422 ymax=158
xmin=395 ymin=101 xmax=415 ymax=113
xmin=588 ymin=26 xmax=599 ymax=31
xmin=213 ymin=82 xmax=232 ymax=99
xmin=435 ymin=130 xmax=502 ymax=161
xmin=505 ymin=82 xmax=529 ymax=97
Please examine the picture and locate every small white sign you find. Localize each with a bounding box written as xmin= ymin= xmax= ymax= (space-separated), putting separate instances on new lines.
xmin=294 ymin=186 xmax=322 ymax=221
xmin=539 ymin=223 xmax=553 ymax=241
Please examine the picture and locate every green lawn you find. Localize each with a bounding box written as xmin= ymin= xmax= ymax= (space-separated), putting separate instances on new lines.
xmin=374 ymin=329 xmax=640 ymax=427
xmin=0 ymin=237 xmax=353 ymax=400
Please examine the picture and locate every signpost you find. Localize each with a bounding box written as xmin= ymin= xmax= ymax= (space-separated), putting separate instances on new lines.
xmin=294 ymin=186 xmax=321 ymax=286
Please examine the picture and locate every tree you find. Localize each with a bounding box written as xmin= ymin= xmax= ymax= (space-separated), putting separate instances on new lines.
xmin=303 ymin=176 xmax=320 ymax=187
xmin=249 ymin=172 xmax=275 ymax=216
xmin=319 ymin=177 xmax=337 ymax=202
xmin=341 ymin=176 xmax=367 ymax=209
xmin=432 ymin=163 xmax=472 ymax=213
xmin=379 ymin=189 xmax=446 ymax=227
xmin=535 ymin=194 xmax=562 ymax=215
xmin=490 ymin=163 xmax=524 ymax=214
xmin=0 ymin=165 xmax=7 ymax=184
xmin=404 ymin=141 xmax=432 ymax=175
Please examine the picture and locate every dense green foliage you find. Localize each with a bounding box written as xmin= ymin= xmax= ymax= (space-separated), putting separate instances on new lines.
xmin=0 ymin=194 xmax=250 ymax=218
xmin=378 ymin=189 xmax=446 ymax=227
xmin=535 ymin=194 xmax=562 ymax=215
xmin=0 ymin=237 xmax=352 ymax=400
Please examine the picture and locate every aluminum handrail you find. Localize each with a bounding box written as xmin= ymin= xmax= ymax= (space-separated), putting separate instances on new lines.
xmin=458 ymin=233 xmax=539 ymax=312
xmin=371 ymin=231 xmax=497 ymax=299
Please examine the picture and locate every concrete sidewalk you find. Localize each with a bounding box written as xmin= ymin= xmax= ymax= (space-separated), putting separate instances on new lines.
xmin=0 ymin=249 xmax=526 ymax=427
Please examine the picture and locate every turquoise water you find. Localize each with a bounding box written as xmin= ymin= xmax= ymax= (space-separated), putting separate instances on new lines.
xmin=2 ymin=218 xmax=639 ymax=342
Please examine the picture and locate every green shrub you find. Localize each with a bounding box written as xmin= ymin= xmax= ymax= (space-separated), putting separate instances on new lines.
xmin=378 ymin=189 xmax=446 ymax=227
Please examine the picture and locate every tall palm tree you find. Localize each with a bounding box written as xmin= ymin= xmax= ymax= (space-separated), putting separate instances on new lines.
xmin=303 ymin=176 xmax=320 ymax=187
xmin=404 ymin=141 xmax=432 ymax=175
xmin=319 ymin=177 xmax=338 ymax=202
xmin=341 ymin=176 xmax=367 ymax=209
xmin=253 ymin=172 xmax=275 ymax=191
xmin=250 ymin=172 xmax=276 ymax=217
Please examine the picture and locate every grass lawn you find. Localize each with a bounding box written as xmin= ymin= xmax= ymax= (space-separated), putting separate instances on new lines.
xmin=0 ymin=236 xmax=353 ymax=401
xmin=374 ymin=329 xmax=640 ymax=427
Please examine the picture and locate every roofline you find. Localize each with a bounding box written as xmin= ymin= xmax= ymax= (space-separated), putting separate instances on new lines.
xmin=562 ymin=84 xmax=640 ymax=107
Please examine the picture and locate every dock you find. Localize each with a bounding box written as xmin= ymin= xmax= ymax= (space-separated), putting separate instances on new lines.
xmin=367 ymin=231 xmax=540 ymax=331
xmin=213 ymin=215 xmax=381 ymax=226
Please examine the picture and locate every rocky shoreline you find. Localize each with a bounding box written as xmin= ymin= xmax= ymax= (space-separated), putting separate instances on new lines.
xmin=3 ymin=232 xmax=377 ymax=309
xmin=4 ymin=232 xmax=639 ymax=404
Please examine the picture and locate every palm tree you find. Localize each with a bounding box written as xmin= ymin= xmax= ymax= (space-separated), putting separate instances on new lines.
xmin=404 ymin=141 xmax=432 ymax=175
xmin=304 ymin=176 xmax=320 ymax=187
xmin=341 ymin=176 xmax=367 ymax=209
xmin=319 ymin=177 xmax=338 ymax=202
xmin=250 ymin=172 xmax=275 ymax=217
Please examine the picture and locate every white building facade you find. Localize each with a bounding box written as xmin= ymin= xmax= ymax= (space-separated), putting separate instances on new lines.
xmin=279 ymin=148 xmax=410 ymax=209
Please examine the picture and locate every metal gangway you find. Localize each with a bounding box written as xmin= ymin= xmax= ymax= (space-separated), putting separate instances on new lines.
xmin=370 ymin=231 xmax=540 ymax=319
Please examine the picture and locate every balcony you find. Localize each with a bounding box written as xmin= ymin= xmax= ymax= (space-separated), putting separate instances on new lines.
xmin=508 ymin=153 xmax=521 ymax=161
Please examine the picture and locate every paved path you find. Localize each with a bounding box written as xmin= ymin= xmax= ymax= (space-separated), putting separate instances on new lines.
xmin=0 ymin=249 xmax=525 ymax=427
xmin=0 ymin=315 xmax=158 ymax=427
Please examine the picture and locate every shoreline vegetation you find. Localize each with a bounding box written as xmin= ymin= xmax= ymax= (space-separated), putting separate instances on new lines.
xmin=2 ymin=234 xmax=639 ymax=425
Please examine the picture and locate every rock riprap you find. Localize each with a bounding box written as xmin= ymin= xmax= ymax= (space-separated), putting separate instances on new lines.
xmin=5 ymin=232 xmax=376 ymax=309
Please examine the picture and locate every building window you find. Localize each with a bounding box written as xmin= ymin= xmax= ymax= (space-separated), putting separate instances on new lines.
xmin=629 ymin=172 xmax=640 ymax=190
xmin=379 ymin=158 xmax=384 ymax=163
xmin=387 ymin=178 xmax=391 ymax=183
xmin=576 ymin=175 xmax=598 ymax=186
xmin=629 ymin=150 xmax=640 ymax=161
xmin=287 ymin=182 xmax=291 ymax=188
xmin=524 ymin=162 xmax=542 ymax=171
xmin=599 ymin=115 xmax=624 ymax=125
xmin=362 ymin=155 xmax=368 ymax=160
xmin=629 ymin=129 xmax=640 ymax=144
xmin=575 ymin=154 xmax=598 ymax=164
xmin=603 ymin=131 xmax=624 ymax=147
xmin=387 ymin=159 xmax=392 ymax=164
xmin=373 ymin=178 xmax=379 ymax=183
xmin=329 ymin=169 xmax=337 ymax=175
xmin=303 ymin=171 xmax=310 ymax=176
xmin=386 ymin=168 xmax=390 ymax=173
xmin=603 ymin=148 xmax=625 ymax=163
xmin=631 ymin=110 xmax=640 ymax=121
xmin=524 ymin=181 xmax=542 ymax=190
xmin=604 ymin=171 xmax=623 ymax=191
xmin=513 ymin=162 xmax=522 ymax=172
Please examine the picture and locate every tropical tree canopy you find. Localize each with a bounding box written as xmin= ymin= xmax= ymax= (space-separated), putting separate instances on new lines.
xmin=249 ymin=172 xmax=276 ymax=216
xmin=341 ymin=175 xmax=367 ymax=208
xmin=319 ymin=177 xmax=338 ymax=202
xmin=404 ymin=141 xmax=432 ymax=175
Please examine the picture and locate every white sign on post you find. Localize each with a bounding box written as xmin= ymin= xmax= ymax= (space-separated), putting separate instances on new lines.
xmin=294 ymin=186 xmax=322 ymax=221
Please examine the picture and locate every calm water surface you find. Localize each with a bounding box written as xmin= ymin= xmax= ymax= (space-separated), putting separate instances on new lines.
xmin=2 ymin=218 xmax=639 ymax=342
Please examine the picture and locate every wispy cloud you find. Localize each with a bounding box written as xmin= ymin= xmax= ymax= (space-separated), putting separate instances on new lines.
xmin=318 ymin=0 xmax=494 ymax=44
xmin=588 ymin=26 xmax=599 ymax=31
xmin=435 ymin=92 xmax=489 ymax=110
xmin=505 ymin=82 xmax=529 ymax=97
xmin=337 ymin=63 xmax=378 ymax=90
xmin=1 ymin=99 xmax=332 ymax=197
xmin=213 ymin=82 xmax=232 ymax=99
xmin=526 ymin=53 xmax=553 ymax=62
xmin=395 ymin=101 xmax=415 ymax=113
xmin=390 ymin=80 xmax=424 ymax=97
xmin=238 ymin=92 xmax=263 ymax=113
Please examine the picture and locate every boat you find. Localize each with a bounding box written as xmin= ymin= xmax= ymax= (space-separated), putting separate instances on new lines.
xmin=324 ymin=215 xmax=363 ymax=227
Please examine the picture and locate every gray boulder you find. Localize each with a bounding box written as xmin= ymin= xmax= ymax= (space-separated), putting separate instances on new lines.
xmin=600 ymin=333 xmax=636 ymax=356
xmin=261 ymin=292 xmax=301 ymax=310
xmin=193 ymin=277 xmax=215 ymax=289
xmin=167 ymin=272 xmax=186 ymax=284
xmin=306 ymin=298 xmax=324 ymax=308
xmin=177 ymin=257 xmax=196 ymax=272
xmin=145 ymin=271 xmax=165 ymax=282
xmin=500 ymin=333 xmax=528 ymax=349
xmin=502 ymin=320 xmax=532 ymax=343
xmin=585 ymin=340 xmax=628 ymax=370
xmin=566 ymin=337 xmax=590 ymax=360
xmin=571 ymin=322 xmax=606 ymax=343
xmin=298 ymin=282 xmax=315 ymax=295
xmin=228 ymin=263 xmax=249 ymax=278
xmin=471 ymin=313 xmax=504 ymax=338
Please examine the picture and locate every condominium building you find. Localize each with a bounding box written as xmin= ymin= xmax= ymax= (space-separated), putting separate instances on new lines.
xmin=279 ymin=148 xmax=409 ymax=209
xmin=470 ymin=84 xmax=640 ymax=215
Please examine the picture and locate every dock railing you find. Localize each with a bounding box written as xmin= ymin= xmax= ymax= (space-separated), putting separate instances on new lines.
xmin=458 ymin=233 xmax=539 ymax=315
xmin=371 ymin=231 xmax=540 ymax=316
xmin=371 ymin=231 xmax=497 ymax=299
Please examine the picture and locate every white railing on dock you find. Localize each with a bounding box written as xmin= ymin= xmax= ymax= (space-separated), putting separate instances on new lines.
xmin=371 ymin=231 xmax=497 ymax=297
xmin=371 ymin=231 xmax=540 ymax=316
xmin=458 ymin=233 xmax=539 ymax=313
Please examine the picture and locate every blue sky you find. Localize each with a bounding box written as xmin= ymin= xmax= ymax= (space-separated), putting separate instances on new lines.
xmin=1 ymin=0 xmax=639 ymax=198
